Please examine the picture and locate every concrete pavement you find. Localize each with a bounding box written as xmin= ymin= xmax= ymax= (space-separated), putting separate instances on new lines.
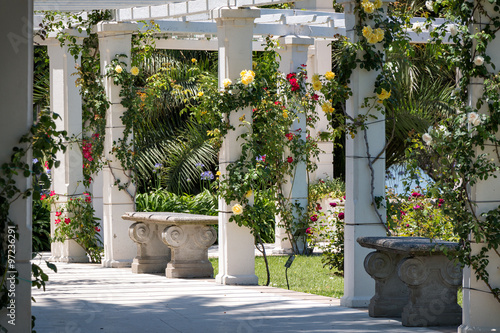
xmin=31 ymin=255 xmax=458 ymax=333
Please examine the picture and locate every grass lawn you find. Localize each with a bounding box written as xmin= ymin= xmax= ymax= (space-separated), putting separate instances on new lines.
xmin=209 ymin=255 xmax=344 ymax=299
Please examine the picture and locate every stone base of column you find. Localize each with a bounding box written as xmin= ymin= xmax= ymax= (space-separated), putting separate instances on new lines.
xmin=340 ymin=296 xmax=371 ymax=308
xmin=216 ymin=273 xmax=258 ymax=285
xmin=166 ymin=260 xmax=213 ymax=278
xmin=102 ymin=259 xmax=132 ymax=268
xmin=458 ymin=325 xmax=500 ymax=333
xmin=132 ymin=257 xmax=169 ymax=274
xmin=271 ymin=246 xmax=294 ymax=255
xmin=48 ymin=240 xmax=89 ymax=263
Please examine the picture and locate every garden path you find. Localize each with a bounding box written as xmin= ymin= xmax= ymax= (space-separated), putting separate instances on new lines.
xmin=32 ymin=253 xmax=457 ymax=333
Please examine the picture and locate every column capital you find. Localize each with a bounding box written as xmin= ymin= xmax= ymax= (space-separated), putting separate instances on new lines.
xmin=94 ymin=22 xmax=138 ymax=36
xmin=278 ymin=35 xmax=314 ymax=47
xmin=213 ymin=7 xmax=260 ymax=22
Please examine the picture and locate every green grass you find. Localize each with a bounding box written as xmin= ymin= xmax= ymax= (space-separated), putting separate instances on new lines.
xmin=209 ymin=255 xmax=344 ymax=298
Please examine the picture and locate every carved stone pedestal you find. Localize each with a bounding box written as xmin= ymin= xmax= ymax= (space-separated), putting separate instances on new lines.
xmin=358 ymin=236 xmax=462 ymax=327
xmin=399 ymin=256 xmax=462 ymax=327
xmin=129 ymin=222 xmax=171 ymax=274
xmin=162 ymin=224 xmax=217 ymax=278
xmin=364 ymin=251 xmax=409 ymax=317
xmin=123 ymin=212 xmax=218 ymax=278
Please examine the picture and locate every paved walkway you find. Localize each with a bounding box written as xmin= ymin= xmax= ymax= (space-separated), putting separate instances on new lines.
xmin=32 ymin=254 xmax=458 ymax=333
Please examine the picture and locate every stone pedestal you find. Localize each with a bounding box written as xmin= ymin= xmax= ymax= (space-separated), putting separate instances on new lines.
xmin=359 ymin=236 xmax=462 ymax=327
xmin=123 ymin=212 xmax=218 ymax=278
xmin=364 ymin=251 xmax=409 ymax=317
xmin=162 ymin=224 xmax=217 ymax=278
xmin=129 ymin=222 xmax=171 ymax=274
xmin=399 ymin=256 xmax=462 ymax=327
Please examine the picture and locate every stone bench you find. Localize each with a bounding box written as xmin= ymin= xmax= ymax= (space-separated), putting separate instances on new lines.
xmin=122 ymin=212 xmax=218 ymax=278
xmin=357 ymin=236 xmax=462 ymax=327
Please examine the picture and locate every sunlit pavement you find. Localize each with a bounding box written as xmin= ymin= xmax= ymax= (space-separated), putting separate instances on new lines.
xmin=32 ymin=254 xmax=458 ymax=333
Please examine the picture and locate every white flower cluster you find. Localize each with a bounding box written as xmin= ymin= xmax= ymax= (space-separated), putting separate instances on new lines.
xmin=422 ymin=125 xmax=450 ymax=146
xmin=468 ymin=112 xmax=481 ymax=127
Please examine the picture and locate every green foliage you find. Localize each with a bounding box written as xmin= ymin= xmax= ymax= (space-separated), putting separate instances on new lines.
xmin=307 ymin=178 xmax=346 ymax=272
xmin=50 ymin=194 xmax=103 ymax=263
xmin=386 ymin=187 xmax=457 ymax=241
xmin=136 ymin=189 xmax=218 ymax=216
xmin=32 ymin=199 xmax=51 ymax=253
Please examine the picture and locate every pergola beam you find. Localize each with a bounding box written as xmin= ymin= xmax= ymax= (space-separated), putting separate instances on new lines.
xmin=34 ymin=0 xmax=180 ymax=11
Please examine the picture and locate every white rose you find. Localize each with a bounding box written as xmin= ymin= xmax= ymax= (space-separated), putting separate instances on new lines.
xmin=425 ymin=1 xmax=433 ymax=11
xmin=468 ymin=112 xmax=479 ymax=125
xmin=412 ymin=22 xmax=424 ymax=32
xmin=474 ymin=55 xmax=484 ymax=66
xmin=449 ymin=24 xmax=458 ymax=37
xmin=422 ymin=133 xmax=433 ymax=145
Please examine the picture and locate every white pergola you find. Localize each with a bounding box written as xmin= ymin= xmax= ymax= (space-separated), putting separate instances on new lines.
xmin=1 ymin=0 xmax=498 ymax=332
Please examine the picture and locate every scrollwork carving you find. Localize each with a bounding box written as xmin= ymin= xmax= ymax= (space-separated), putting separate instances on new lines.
xmin=193 ymin=226 xmax=217 ymax=248
xmin=129 ymin=222 xmax=152 ymax=244
xmin=441 ymin=260 xmax=462 ymax=287
xmin=162 ymin=225 xmax=187 ymax=247
xmin=398 ymin=257 xmax=429 ymax=286
xmin=364 ymin=251 xmax=395 ymax=279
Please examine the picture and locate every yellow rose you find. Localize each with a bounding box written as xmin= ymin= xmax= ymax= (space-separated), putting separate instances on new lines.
xmin=312 ymin=80 xmax=322 ymax=91
xmin=191 ymin=58 xmax=197 ymax=63
xmin=373 ymin=0 xmax=382 ymax=8
xmin=312 ymin=74 xmax=320 ymax=83
xmin=115 ymin=65 xmax=123 ymax=74
xmin=376 ymin=88 xmax=391 ymax=101
xmin=283 ymin=110 xmax=289 ymax=118
xmin=374 ymin=28 xmax=384 ymax=42
xmin=361 ymin=0 xmax=375 ymax=13
xmin=198 ymin=91 xmax=204 ymax=97
xmin=232 ymin=204 xmax=243 ymax=215
xmin=245 ymin=190 xmax=253 ymax=198
xmin=216 ymin=171 xmax=221 ymax=176
xmin=242 ymin=74 xmax=254 ymax=85
xmin=321 ymin=102 xmax=333 ymax=113
xmin=362 ymin=26 xmax=373 ymax=39
xmin=223 ymin=78 xmax=232 ymax=88
xmin=130 ymin=66 xmax=139 ymax=76
xmin=325 ymin=71 xmax=335 ymax=80
xmin=368 ymin=35 xmax=379 ymax=44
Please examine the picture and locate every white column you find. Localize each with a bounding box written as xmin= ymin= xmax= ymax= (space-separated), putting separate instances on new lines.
xmin=46 ymin=37 xmax=89 ymax=263
xmin=460 ymin=1 xmax=500 ymax=330
xmin=308 ymin=39 xmax=335 ymax=180
xmin=0 ymin=1 xmax=32 ymax=331
xmin=214 ymin=7 xmax=260 ymax=285
xmin=96 ymin=22 xmax=138 ymax=268
xmin=273 ymin=36 xmax=314 ymax=255
xmin=338 ymin=0 xmax=389 ymax=308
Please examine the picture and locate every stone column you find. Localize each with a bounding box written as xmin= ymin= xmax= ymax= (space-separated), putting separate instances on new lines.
xmin=296 ymin=0 xmax=335 ymax=181
xmin=214 ymin=7 xmax=260 ymax=285
xmin=46 ymin=36 xmax=89 ymax=263
xmin=0 ymin=1 xmax=33 ymax=331
xmin=273 ymin=36 xmax=314 ymax=255
xmin=96 ymin=22 xmax=138 ymax=268
xmin=337 ymin=0 xmax=390 ymax=308
xmin=460 ymin=1 xmax=500 ymax=330
xmin=308 ymin=39 xmax=335 ymax=180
